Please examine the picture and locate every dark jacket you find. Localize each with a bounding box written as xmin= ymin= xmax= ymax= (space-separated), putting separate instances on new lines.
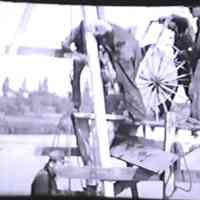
xmin=31 ymin=163 xmax=58 ymax=196
xmin=65 ymin=21 xmax=146 ymax=121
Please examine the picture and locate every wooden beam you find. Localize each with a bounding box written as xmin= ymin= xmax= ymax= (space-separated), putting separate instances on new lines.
xmin=16 ymin=46 xmax=91 ymax=59
xmin=163 ymin=112 xmax=177 ymax=199
xmin=73 ymin=112 xmax=126 ymax=121
xmin=55 ymin=165 xmax=158 ymax=181
xmin=73 ymin=112 xmax=200 ymax=131
xmin=38 ymin=147 xmax=80 ymax=157
xmin=81 ymin=6 xmax=114 ymax=196
xmin=16 ymin=46 xmax=59 ymax=57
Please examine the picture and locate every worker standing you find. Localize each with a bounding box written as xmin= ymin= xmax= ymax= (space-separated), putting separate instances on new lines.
xmin=31 ymin=150 xmax=65 ymax=196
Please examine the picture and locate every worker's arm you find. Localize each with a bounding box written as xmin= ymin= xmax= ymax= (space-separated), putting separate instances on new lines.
xmin=158 ymin=14 xmax=189 ymax=34
xmin=61 ymin=25 xmax=81 ymax=52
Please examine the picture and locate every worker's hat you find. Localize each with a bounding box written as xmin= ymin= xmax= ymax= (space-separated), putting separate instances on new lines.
xmin=49 ymin=150 xmax=65 ymax=162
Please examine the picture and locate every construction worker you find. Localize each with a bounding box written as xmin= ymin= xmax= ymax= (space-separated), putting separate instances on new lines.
xmin=62 ymin=19 xmax=145 ymax=120
xmin=31 ymin=150 xmax=65 ymax=196
xmin=158 ymin=14 xmax=195 ymax=98
xmin=62 ymin=19 xmax=145 ymax=194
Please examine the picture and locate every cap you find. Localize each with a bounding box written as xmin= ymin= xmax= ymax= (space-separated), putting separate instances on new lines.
xmin=49 ymin=150 xmax=65 ymax=162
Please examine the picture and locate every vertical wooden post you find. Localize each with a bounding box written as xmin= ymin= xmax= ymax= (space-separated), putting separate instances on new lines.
xmin=162 ymin=111 xmax=176 ymax=199
xmin=81 ymin=6 xmax=114 ymax=197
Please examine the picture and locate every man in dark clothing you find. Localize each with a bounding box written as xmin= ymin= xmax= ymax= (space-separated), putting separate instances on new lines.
xmin=62 ymin=20 xmax=146 ymax=194
xmin=31 ymin=150 xmax=65 ymax=196
xmin=62 ymin=20 xmax=145 ymax=121
xmin=158 ymin=14 xmax=195 ymax=97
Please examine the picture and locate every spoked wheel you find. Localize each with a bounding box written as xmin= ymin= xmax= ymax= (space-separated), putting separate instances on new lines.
xmin=136 ymin=45 xmax=181 ymax=120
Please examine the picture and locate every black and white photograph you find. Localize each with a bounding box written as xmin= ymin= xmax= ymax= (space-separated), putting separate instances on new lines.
xmin=0 ymin=2 xmax=200 ymax=199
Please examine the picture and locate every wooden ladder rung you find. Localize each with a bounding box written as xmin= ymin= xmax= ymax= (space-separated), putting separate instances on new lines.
xmin=72 ymin=112 xmax=126 ymax=121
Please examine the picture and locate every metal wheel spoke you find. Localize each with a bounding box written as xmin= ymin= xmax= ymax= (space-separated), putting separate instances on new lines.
xmin=160 ymin=61 xmax=185 ymax=80
xmin=162 ymin=82 xmax=178 ymax=87
xmin=160 ymin=84 xmax=176 ymax=96
xmin=156 ymin=89 xmax=169 ymax=116
xmin=163 ymin=73 xmax=190 ymax=83
xmin=137 ymin=44 xmax=179 ymax=118
xmin=159 ymin=86 xmax=173 ymax=103
xmin=158 ymin=88 xmax=170 ymax=113
xmin=137 ymin=82 xmax=153 ymax=89
xmin=172 ymin=50 xmax=179 ymax=60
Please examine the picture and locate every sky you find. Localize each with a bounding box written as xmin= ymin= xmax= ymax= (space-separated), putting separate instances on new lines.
xmin=0 ymin=2 xmax=196 ymax=97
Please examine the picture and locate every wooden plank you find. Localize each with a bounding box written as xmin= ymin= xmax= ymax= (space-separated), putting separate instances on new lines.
xmin=111 ymin=145 xmax=177 ymax=174
xmin=163 ymin=112 xmax=177 ymax=199
xmin=6 ymin=109 xmax=199 ymax=133
xmin=111 ymin=135 xmax=177 ymax=174
xmin=4 ymin=110 xmax=200 ymax=133
xmin=16 ymin=46 xmax=92 ymax=59
xmin=37 ymin=146 xmax=80 ymax=156
xmin=82 ymin=6 xmax=114 ymax=196
xmin=73 ymin=112 xmax=126 ymax=121
xmin=55 ymin=165 xmax=158 ymax=181
xmin=73 ymin=112 xmax=200 ymax=131
xmin=17 ymin=46 xmax=59 ymax=57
